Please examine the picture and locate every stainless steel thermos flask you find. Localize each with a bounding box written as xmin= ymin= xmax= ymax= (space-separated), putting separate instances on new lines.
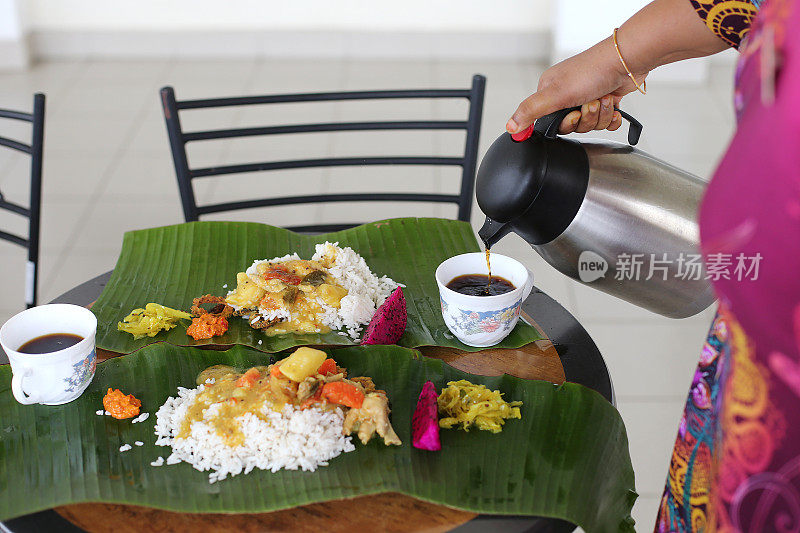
xmin=476 ymin=107 xmax=715 ymax=318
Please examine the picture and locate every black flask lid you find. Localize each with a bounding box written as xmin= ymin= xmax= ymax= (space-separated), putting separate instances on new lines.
xmin=476 ymin=106 xmax=644 ymax=246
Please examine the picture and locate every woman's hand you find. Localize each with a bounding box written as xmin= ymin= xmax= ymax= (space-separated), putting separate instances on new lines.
xmin=506 ymin=0 xmax=730 ymax=136
xmin=506 ymin=34 xmax=645 ymax=135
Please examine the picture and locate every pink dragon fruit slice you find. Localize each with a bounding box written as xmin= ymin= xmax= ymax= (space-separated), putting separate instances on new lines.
xmin=412 ymin=381 xmax=441 ymax=451
xmin=361 ymin=287 xmax=407 ymax=345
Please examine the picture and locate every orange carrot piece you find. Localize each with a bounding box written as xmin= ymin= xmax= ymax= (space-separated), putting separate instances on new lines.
xmin=317 ymin=358 xmax=337 ymax=376
xmin=322 ymin=381 xmax=364 ymax=409
xmin=269 ymin=364 xmax=283 ymax=378
xmin=236 ymin=368 xmax=261 ymax=388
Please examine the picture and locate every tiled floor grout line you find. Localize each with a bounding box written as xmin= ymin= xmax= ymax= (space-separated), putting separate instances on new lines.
xmin=0 ymin=60 xmax=89 ymax=189
xmin=40 ymin=60 xmax=175 ymax=292
xmin=313 ymin=59 xmax=348 ymax=225
xmin=39 ymin=58 xmax=91 ymax=117
xmin=429 ymin=60 xmax=442 ymax=219
xmin=198 ymin=59 xmax=262 ymax=206
xmin=580 ymin=315 xmax=715 ymax=324
xmin=616 ymin=395 xmax=687 ymax=403
xmin=2 ymin=60 xmax=92 ymax=298
xmin=563 ymin=281 xmax=581 ymax=319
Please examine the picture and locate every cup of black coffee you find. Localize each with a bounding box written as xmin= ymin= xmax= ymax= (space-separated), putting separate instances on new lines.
xmin=0 ymin=304 xmax=97 ymax=405
xmin=435 ymin=253 xmax=534 ymax=347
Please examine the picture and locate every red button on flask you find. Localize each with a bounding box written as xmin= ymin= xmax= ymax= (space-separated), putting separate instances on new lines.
xmin=510 ymin=124 xmax=533 ymax=142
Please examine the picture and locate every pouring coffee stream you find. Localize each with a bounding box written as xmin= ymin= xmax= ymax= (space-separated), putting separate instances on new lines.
xmin=484 ymin=248 xmax=491 ymax=294
xmin=475 ymin=106 xmax=716 ymax=319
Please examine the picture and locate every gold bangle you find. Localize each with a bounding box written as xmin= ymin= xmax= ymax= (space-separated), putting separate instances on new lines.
xmin=613 ymin=27 xmax=646 ymax=95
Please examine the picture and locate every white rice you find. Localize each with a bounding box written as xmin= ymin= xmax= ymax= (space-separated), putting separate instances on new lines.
xmin=119 ymin=444 xmax=132 ymax=452
xmin=95 ymin=409 xmax=104 ymax=416
xmin=150 ymin=457 xmax=164 ymax=467
xmin=230 ymin=242 xmax=399 ymax=340
xmin=153 ymin=383 xmax=355 ymax=484
xmin=131 ymin=412 xmax=149 ymax=424
xmin=134 ymin=441 xmax=144 ymax=446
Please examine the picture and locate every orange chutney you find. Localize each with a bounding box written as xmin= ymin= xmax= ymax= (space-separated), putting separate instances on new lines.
xmin=103 ymin=388 xmax=142 ymax=419
xmin=186 ymin=314 xmax=229 ymax=340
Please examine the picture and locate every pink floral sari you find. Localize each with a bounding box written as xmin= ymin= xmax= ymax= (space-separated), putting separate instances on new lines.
xmin=658 ymin=0 xmax=800 ymax=531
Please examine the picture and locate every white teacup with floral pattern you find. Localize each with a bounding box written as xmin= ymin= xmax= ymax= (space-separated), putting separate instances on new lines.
xmin=0 ymin=304 xmax=97 ymax=405
xmin=435 ymin=252 xmax=534 ymax=347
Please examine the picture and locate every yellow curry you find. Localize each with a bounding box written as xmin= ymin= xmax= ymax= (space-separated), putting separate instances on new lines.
xmin=225 ymin=259 xmax=348 ymax=335
xmin=179 ymin=347 xmax=401 ymax=448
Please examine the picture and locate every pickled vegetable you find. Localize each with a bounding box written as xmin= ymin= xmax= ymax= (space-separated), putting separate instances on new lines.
xmin=117 ymin=303 xmax=191 ymax=339
xmin=437 ymin=380 xmax=522 ymax=433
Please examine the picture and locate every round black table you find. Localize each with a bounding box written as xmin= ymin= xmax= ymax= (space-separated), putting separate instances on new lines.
xmin=3 ymin=272 xmax=613 ymax=533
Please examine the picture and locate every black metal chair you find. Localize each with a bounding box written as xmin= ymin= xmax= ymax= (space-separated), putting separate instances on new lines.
xmin=160 ymin=75 xmax=485 ymax=232
xmin=0 ymin=94 xmax=45 ymax=308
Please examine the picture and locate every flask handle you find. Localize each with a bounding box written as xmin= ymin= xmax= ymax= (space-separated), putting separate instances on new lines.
xmin=533 ymin=105 xmax=643 ymax=146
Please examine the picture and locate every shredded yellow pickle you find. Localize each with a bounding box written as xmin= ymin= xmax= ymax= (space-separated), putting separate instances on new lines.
xmin=437 ymin=380 xmax=522 ymax=433
xmin=117 ymin=303 xmax=191 ymax=339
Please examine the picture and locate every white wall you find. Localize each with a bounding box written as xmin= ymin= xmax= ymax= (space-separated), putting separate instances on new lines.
xmin=0 ymin=0 xmax=29 ymax=69
xmin=16 ymin=0 xmax=740 ymax=65
xmin=25 ymin=0 xmax=555 ymax=60
xmin=0 ymin=0 xmax=23 ymax=39
xmin=28 ymin=0 xmax=552 ymax=32
xmin=553 ymin=0 xmax=646 ymax=62
xmin=553 ymin=0 xmax=722 ymax=83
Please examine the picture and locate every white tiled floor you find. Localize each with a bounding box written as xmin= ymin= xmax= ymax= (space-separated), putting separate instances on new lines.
xmin=0 ymin=58 xmax=736 ymax=529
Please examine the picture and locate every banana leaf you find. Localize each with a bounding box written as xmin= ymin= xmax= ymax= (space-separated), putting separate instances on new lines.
xmin=90 ymin=218 xmax=543 ymax=354
xmin=0 ymin=344 xmax=636 ymax=531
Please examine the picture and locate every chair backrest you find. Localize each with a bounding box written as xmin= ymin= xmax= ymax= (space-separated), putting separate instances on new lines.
xmin=0 ymin=93 xmax=45 ymax=308
xmin=160 ymin=75 xmax=485 ymax=233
